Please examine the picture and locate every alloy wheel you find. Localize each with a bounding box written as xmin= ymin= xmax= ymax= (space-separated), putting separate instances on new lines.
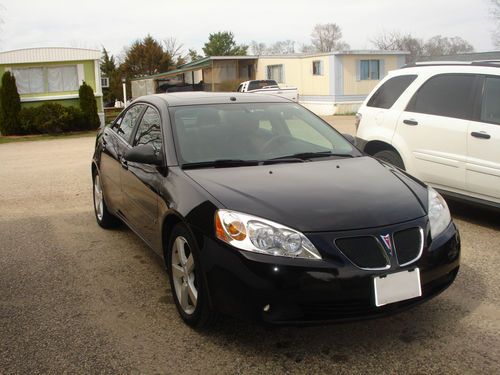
xmin=171 ymin=236 xmax=198 ymax=315
xmin=94 ymin=175 xmax=104 ymax=221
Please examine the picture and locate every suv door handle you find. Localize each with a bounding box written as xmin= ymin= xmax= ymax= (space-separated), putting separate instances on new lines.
xmin=471 ymin=131 xmax=491 ymax=140
xmin=403 ymin=119 xmax=418 ymax=126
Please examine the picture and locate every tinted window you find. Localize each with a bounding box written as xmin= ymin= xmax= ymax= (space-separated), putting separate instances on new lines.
xmin=134 ymin=107 xmax=162 ymax=152
xmin=480 ymin=76 xmax=500 ymax=125
xmin=248 ymin=80 xmax=278 ymax=91
xmin=406 ymin=74 xmax=475 ymax=120
xmin=367 ymin=75 xmax=417 ymax=109
xmin=170 ymin=103 xmax=355 ymax=164
xmin=116 ymin=104 xmax=145 ymax=142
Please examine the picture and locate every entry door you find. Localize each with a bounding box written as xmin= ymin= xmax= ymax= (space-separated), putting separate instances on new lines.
xmin=466 ymin=76 xmax=500 ymax=201
xmin=121 ymin=106 xmax=164 ymax=249
xmin=396 ymin=74 xmax=476 ymax=191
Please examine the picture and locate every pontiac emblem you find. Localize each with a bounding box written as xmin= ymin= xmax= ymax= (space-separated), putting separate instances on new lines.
xmin=380 ymin=234 xmax=393 ymax=255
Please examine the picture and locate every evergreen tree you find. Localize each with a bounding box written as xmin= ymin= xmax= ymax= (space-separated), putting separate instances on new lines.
xmin=0 ymin=71 xmax=21 ymax=135
xmin=79 ymin=81 xmax=100 ymax=129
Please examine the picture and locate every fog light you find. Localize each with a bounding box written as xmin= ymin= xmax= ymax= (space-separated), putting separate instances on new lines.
xmin=263 ymin=304 xmax=271 ymax=312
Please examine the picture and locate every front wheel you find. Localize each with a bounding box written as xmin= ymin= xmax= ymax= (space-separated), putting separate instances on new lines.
xmin=93 ymin=172 xmax=120 ymax=229
xmin=167 ymin=224 xmax=218 ymax=328
xmin=373 ymin=150 xmax=405 ymax=170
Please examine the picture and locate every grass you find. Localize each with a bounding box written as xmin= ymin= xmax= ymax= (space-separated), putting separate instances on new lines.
xmin=0 ymin=130 xmax=97 ymax=144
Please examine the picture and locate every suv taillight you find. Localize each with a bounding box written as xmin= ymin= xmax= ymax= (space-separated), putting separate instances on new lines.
xmin=355 ymin=113 xmax=362 ymax=132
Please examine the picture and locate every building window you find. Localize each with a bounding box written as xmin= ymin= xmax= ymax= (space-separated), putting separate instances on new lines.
xmin=12 ymin=68 xmax=44 ymax=94
xmin=312 ymin=60 xmax=323 ymax=75
xmin=267 ymin=64 xmax=284 ymax=83
xmin=12 ymin=65 xmax=80 ymax=95
xmin=360 ymin=60 xmax=380 ymax=80
xmin=48 ymin=66 xmax=78 ymax=92
xmin=101 ymin=77 xmax=110 ymax=88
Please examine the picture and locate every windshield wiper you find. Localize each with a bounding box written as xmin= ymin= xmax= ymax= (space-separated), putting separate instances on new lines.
xmin=267 ymin=151 xmax=353 ymax=161
xmin=182 ymin=159 xmax=260 ymax=169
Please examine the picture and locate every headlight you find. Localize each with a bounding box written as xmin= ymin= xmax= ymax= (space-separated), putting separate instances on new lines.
xmin=428 ymin=187 xmax=451 ymax=239
xmin=215 ymin=209 xmax=321 ymax=259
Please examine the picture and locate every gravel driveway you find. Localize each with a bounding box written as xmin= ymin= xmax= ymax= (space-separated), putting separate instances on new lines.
xmin=0 ymin=135 xmax=499 ymax=374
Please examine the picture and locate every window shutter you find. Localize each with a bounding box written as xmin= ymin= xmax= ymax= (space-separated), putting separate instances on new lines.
xmin=356 ymin=60 xmax=361 ymax=81
xmin=379 ymin=59 xmax=385 ymax=79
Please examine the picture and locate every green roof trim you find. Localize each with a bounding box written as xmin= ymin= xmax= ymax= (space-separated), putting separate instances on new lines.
xmin=131 ymin=57 xmax=212 ymax=81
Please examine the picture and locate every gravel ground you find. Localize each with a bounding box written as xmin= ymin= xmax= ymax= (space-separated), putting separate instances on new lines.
xmin=0 ymin=133 xmax=499 ymax=375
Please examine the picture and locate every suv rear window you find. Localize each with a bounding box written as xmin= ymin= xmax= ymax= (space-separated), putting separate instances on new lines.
xmin=406 ymin=74 xmax=476 ymax=120
xmin=367 ymin=75 xmax=417 ymax=109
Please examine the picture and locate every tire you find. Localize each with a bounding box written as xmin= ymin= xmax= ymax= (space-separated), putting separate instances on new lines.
xmin=167 ymin=223 xmax=218 ymax=328
xmin=92 ymin=171 xmax=120 ymax=229
xmin=373 ymin=150 xmax=405 ymax=170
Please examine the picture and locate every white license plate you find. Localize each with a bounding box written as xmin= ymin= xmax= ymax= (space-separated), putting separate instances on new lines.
xmin=373 ymin=268 xmax=422 ymax=307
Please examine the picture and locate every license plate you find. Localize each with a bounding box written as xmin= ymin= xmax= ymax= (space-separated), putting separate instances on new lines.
xmin=373 ymin=268 xmax=422 ymax=307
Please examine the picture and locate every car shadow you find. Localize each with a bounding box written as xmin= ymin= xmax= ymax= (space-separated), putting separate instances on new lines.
xmin=447 ymin=199 xmax=499 ymax=231
xmin=199 ymin=263 xmax=485 ymax=364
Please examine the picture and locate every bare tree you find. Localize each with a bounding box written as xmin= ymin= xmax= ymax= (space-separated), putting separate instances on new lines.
xmin=163 ymin=37 xmax=186 ymax=66
xmin=370 ymin=31 xmax=424 ymax=63
xmin=310 ymin=23 xmax=350 ymax=52
xmin=300 ymin=44 xmax=316 ymax=53
xmin=250 ymin=41 xmax=267 ymax=55
xmin=266 ymin=40 xmax=295 ymax=55
xmin=423 ymin=35 xmax=474 ymax=56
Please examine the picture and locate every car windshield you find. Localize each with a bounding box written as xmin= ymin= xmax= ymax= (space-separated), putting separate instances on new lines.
xmin=170 ymin=102 xmax=358 ymax=167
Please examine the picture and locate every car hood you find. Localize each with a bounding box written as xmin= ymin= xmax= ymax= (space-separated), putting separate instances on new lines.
xmin=184 ymin=156 xmax=427 ymax=232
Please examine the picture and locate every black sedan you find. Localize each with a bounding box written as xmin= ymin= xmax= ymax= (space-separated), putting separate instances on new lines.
xmin=91 ymin=92 xmax=460 ymax=327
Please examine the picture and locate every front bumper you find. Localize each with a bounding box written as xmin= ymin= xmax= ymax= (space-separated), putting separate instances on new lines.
xmin=199 ymin=218 xmax=460 ymax=324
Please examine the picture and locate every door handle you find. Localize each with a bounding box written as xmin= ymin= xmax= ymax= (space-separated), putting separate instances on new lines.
xmin=403 ymin=119 xmax=418 ymax=126
xmin=471 ymin=131 xmax=490 ymax=140
xmin=120 ymin=158 xmax=128 ymax=170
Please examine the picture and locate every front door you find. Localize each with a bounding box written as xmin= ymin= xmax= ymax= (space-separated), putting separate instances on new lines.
xmin=396 ymin=73 xmax=476 ymax=192
xmin=466 ymin=75 xmax=500 ymax=201
xmin=121 ymin=106 xmax=164 ymax=249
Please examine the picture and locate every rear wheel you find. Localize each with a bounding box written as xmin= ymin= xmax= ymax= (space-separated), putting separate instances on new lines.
xmin=373 ymin=150 xmax=405 ymax=170
xmin=93 ymin=172 xmax=120 ymax=229
xmin=168 ymin=223 xmax=218 ymax=328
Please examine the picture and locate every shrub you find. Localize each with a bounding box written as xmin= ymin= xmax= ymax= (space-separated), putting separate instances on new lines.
xmin=18 ymin=103 xmax=86 ymax=134
xmin=0 ymin=71 xmax=22 ymax=135
xmin=79 ymin=81 xmax=100 ymax=129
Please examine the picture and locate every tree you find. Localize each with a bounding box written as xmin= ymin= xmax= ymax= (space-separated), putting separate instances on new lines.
xmin=0 ymin=71 xmax=21 ymax=135
xmin=163 ymin=37 xmax=187 ymax=67
xmin=250 ymin=41 xmax=267 ymax=55
xmin=266 ymin=40 xmax=296 ymax=55
xmin=122 ymin=35 xmax=174 ymax=77
xmin=79 ymin=81 xmax=100 ymax=130
xmin=423 ymin=35 xmax=474 ymax=57
xmin=370 ymin=31 xmax=424 ymax=63
xmin=310 ymin=23 xmax=350 ymax=52
xmin=188 ymin=48 xmax=203 ymax=62
xmin=100 ymin=48 xmax=120 ymax=106
xmin=202 ymin=31 xmax=248 ymax=56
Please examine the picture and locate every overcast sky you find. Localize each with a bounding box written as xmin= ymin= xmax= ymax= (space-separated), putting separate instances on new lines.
xmin=0 ymin=0 xmax=496 ymax=58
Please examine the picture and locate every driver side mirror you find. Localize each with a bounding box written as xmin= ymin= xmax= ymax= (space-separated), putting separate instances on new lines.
xmin=124 ymin=144 xmax=163 ymax=165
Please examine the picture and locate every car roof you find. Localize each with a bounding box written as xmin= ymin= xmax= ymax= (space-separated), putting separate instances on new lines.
xmin=136 ymin=91 xmax=290 ymax=107
xmin=388 ymin=62 xmax=500 ymax=77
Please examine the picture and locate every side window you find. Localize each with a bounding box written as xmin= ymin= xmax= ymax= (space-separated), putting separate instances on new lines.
xmin=134 ymin=107 xmax=162 ymax=153
xmin=367 ymin=75 xmax=417 ymax=109
xmin=480 ymin=76 xmax=500 ymax=125
xmin=115 ymin=104 xmax=145 ymax=142
xmin=406 ymin=74 xmax=475 ymax=120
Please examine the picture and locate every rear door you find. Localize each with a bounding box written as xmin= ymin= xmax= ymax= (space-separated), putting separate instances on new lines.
xmin=395 ymin=73 xmax=476 ymax=191
xmin=121 ymin=105 xmax=164 ymax=248
xmin=466 ymin=75 xmax=500 ymax=201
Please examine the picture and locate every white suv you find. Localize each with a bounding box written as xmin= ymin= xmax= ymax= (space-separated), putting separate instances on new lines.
xmin=356 ymin=62 xmax=500 ymax=209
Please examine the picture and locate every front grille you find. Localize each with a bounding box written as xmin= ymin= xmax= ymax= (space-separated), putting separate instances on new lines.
xmin=394 ymin=227 xmax=423 ymax=265
xmin=335 ymin=236 xmax=388 ymax=269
